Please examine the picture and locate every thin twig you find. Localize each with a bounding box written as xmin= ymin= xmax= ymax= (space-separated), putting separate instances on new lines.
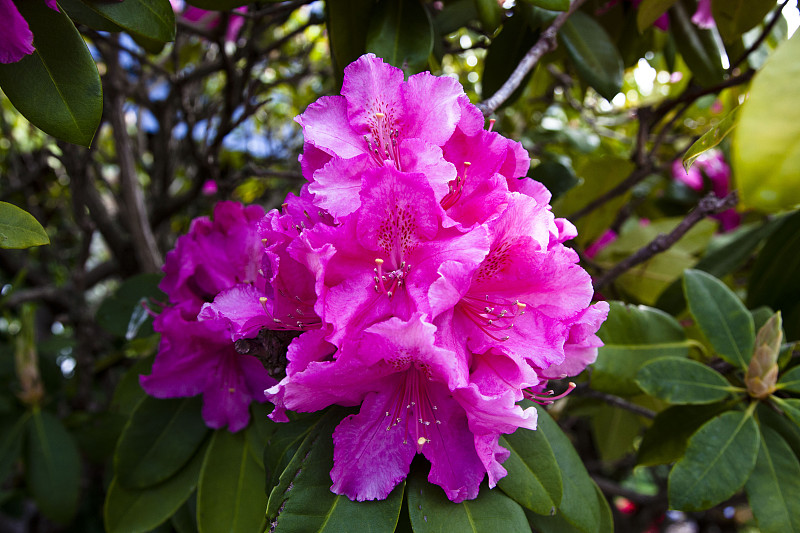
xmin=576 ymin=385 xmax=657 ymax=419
xmin=731 ymin=0 xmax=790 ymax=71
xmin=593 ymin=191 xmax=739 ymax=290
xmin=476 ymin=0 xmax=588 ymax=116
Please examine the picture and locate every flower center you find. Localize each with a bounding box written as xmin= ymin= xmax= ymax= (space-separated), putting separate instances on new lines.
xmin=373 ymin=258 xmax=411 ymax=299
xmin=457 ymin=294 xmax=526 ymax=342
xmin=259 ymin=294 xmax=320 ymax=330
xmin=440 ymin=161 xmax=471 ymax=211
xmin=384 ymin=362 xmax=441 ymax=451
xmin=364 ymin=112 xmax=400 ymax=167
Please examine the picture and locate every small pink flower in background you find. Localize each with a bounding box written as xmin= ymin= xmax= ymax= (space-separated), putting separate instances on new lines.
xmin=672 ymin=150 xmax=740 ymax=231
xmin=691 ymin=0 xmax=714 ymax=29
xmin=585 ymin=229 xmax=618 ymax=259
xmin=0 ymin=0 xmax=58 ymax=64
xmin=170 ymin=0 xmax=247 ymax=43
xmin=201 ymin=179 xmax=218 ymax=196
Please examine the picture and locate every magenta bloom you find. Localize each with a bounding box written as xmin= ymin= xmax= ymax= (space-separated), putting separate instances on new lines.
xmin=170 ymin=0 xmax=247 ymax=42
xmin=261 ymin=54 xmax=607 ymax=502
xmin=141 ymin=202 xmax=275 ymax=432
xmin=672 ymin=150 xmax=739 ymax=231
xmin=0 ymin=0 xmax=58 ymax=64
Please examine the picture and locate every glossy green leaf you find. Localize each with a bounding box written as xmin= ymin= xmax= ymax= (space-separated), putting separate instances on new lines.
xmin=744 ymin=426 xmax=800 ymax=533
xmin=115 ymin=396 xmax=208 ymax=489
xmin=529 ymin=161 xmax=579 ymax=201
xmin=327 ymin=0 xmax=373 ymax=84
xmin=0 ymin=414 xmax=29 ymax=483
xmin=668 ymin=410 xmax=759 ymax=511
xmin=434 ymin=0 xmax=478 ymax=35
xmin=264 ymin=414 xmax=324 ymax=498
xmin=110 ymin=356 xmax=154 ymax=416
xmin=481 ymin=8 xmax=539 ymax=106
xmin=245 ymin=403 xmax=277 ymax=470
xmin=747 ymin=211 xmax=800 ymax=340
xmin=637 ymin=402 xmax=730 ymax=466
xmin=408 ymin=467 xmax=529 ymax=533
xmin=669 ymin=0 xmax=725 ymax=87
xmin=774 ymin=398 xmax=800 ymax=428
xmin=592 ymin=302 xmax=689 ymax=396
xmin=58 ymin=0 xmax=124 ymax=31
xmin=522 ymin=0 xmax=569 ymax=12
xmin=104 ymin=442 xmax=207 ymax=533
xmin=684 ymin=269 xmax=755 ymax=369
xmin=636 ymin=0 xmax=678 ymax=32
xmin=271 ymin=411 xmax=403 ymax=533
xmin=682 ymin=107 xmax=739 ymax=172
xmin=777 ymin=365 xmax=800 ymax=393
xmin=636 ymin=357 xmax=735 ymax=404
xmin=523 ymin=405 xmax=611 ymax=532
xmin=712 ymin=0 xmax=776 ymax=44
xmin=559 ymin=11 xmax=623 ymax=100
xmin=186 ymin=0 xmax=269 ymax=9
xmin=0 ymin=2 xmax=101 ymax=146
xmin=171 ymin=497 xmax=198 ymax=533
xmin=497 ymin=426 xmax=562 ymax=515
xmin=0 ymin=202 xmax=49 ymax=249
xmin=757 ymin=403 xmax=800 ymax=461
xmin=366 ymin=0 xmax=433 ymax=74
xmin=733 ymin=32 xmax=800 ymax=212
xmin=197 ymin=430 xmax=267 ymax=533
xmin=26 ymin=409 xmax=81 ymax=524
xmin=78 ymin=0 xmax=176 ymax=42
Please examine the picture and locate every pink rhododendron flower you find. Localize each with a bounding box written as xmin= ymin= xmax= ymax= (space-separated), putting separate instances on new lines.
xmin=690 ymin=0 xmax=714 ymax=29
xmin=170 ymin=0 xmax=247 ymax=43
xmin=141 ymin=202 xmax=276 ymax=432
xmin=260 ymin=54 xmax=608 ymax=502
xmin=0 ymin=0 xmax=58 ymax=64
xmin=672 ymin=150 xmax=739 ymax=231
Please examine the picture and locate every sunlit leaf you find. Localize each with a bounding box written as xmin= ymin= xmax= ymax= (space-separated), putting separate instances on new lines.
xmin=683 ymin=107 xmax=739 ymax=172
xmin=636 ymin=357 xmax=735 ymax=404
xmin=0 ymin=202 xmax=49 ymax=249
xmin=733 ymin=32 xmax=800 ymax=212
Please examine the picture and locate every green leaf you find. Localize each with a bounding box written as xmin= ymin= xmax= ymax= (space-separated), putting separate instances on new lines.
xmin=668 ymin=0 xmax=725 ymax=87
xmin=408 ymin=467 xmax=530 ymax=533
xmin=58 ymin=0 xmax=124 ymax=31
xmin=366 ymin=0 xmax=433 ymax=74
xmin=684 ymin=269 xmax=755 ymax=369
xmin=747 ymin=211 xmax=800 ymax=340
xmin=474 ymin=0 xmax=503 ymax=32
xmin=0 ymin=2 xmax=101 ymax=146
xmin=0 ymin=202 xmax=49 ymax=249
xmin=110 ymin=355 xmax=154 ymax=416
xmin=773 ymin=398 xmax=800 ymax=428
xmin=481 ymin=8 xmax=539 ymax=107
xmin=744 ymin=426 xmax=800 ymax=533
xmin=712 ymin=0 xmax=776 ymax=44
xmin=529 ymin=162 xmax=579 ymax=201
xmin=327 ymin=0 xmax=373 ymax=84
xmin=590 ymin=403 xmax=646 ymax=462
xmin=97 ymin=273 xmax=164 ymax=338
xmin=245 ymin=403 xmax=277 ymax=470
xmin=497 ymin=427 xmax=562 ymax=515
xmin=185 ymin=0 xmax=268 ymax=9
xmin=636 ymin=357 xmax=735 ymax=404
xmin=434 ymin=0 xmax=478 ymax=35
xmin=78 ymin=0 xmax=176 ymax=43
xmin=682 ymin=107 xmax=739 ymax=172
xmin=115 ymin=396 xmax=208 ymax=489
xmin=592 ymin=302 xmax=689 ymax=396
xmin=26 ymin=409 xmax=81 ymax=524
xmin=524 ymin=405 xmax=611 ymax=532
xmin=264 ymin=414 xmax=325 ymax=499
xmin=104 ymin=441 xmax=207 ymax=533
xmin=270 ymin=410 xmax=403 ymax=533
xmin=733 ymin=32 xmax=800 ymax=212
xmin=523 ymin=0 xmax=568 ymax=10
xmin=0 ymin=414 xmax=29 ymax=483
xmin=636 ymin=0 xmax=678 ymax=32
xmin=668 ymin=409 xmax=759 ymax=511
xmin=637 ymin=402 xmax=730 ymax=466
xmin=559 ymin=11 xmax=623 ymax=100
xmin=777 ymin=365 xmax=800 ymax=393
xmin=757 ymin=402 xmax=800 ymax=461
xmin=170 ymin=496 xmax=197 ymax=533
xmin=197 ymin=430 xmax=267 ymax=533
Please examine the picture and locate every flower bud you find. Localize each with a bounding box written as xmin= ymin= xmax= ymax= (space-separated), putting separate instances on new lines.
xmin=746 ymin=312 xmax=782 ymax=399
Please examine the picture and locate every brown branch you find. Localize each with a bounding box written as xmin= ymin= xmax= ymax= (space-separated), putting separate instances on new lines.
xmin=476 ymin=0 xmax=588 ymax=116
xmin=576 ymin=384 xmax=657 ymax=419
xmin=593 ymin=191 xmax=739 ymax=290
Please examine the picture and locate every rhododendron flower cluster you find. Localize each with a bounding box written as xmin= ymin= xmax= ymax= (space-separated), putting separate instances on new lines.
xmin=147 ymin=54 xmax=608 ymax=503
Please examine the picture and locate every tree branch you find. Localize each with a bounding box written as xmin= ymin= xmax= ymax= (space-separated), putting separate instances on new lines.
xmin=476 ymin=0 xmax=588 ymax=116
xmin=593 ymin=191 xmax=739 ymax=290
